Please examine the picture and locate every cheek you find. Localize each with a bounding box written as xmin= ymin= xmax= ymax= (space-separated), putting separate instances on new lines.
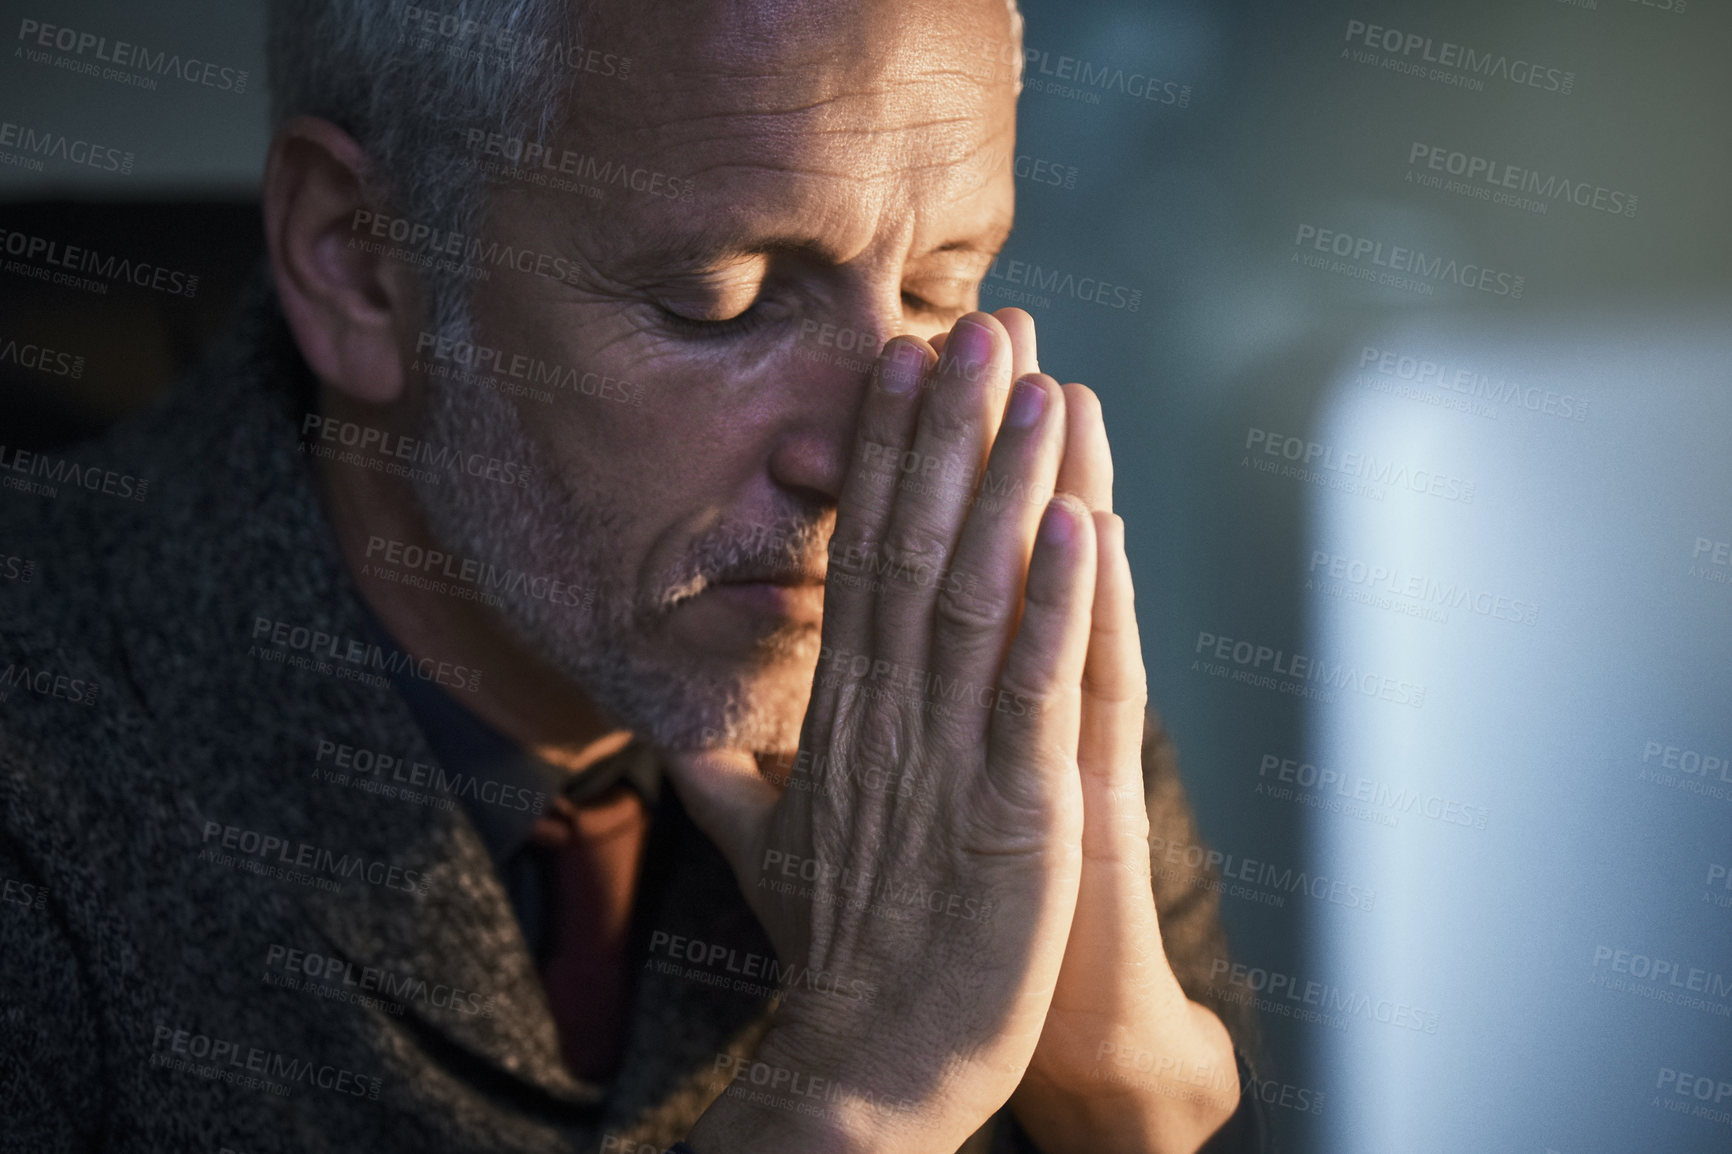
xmin=476 ymin=294 xmax=780 ymax=520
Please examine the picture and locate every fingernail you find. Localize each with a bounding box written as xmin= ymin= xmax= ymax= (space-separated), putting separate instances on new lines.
xmin=1039 ymin=499 xmax=1074 ymax=546
xmin=1004 ymin=377 xmax=1046 ymax=429
xmin=946 ymin=319 xmax=993 ymax=378
xmin=880 ymin=341 xmax=924 ymax=395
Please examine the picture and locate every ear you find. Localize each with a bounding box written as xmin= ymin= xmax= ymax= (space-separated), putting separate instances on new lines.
xmin=262 ymin=116 xmax=422 ymax=405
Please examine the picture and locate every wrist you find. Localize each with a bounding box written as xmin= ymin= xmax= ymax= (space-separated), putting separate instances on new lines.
xmin=1011 ymin=1002 xmax=1241 ymax=1154
xmin=687 ymin=1025 xmax=947 ymax=1154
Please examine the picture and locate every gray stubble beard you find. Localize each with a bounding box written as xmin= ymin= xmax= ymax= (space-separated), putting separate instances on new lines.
xmin=409 ymin=325 xmax=818 ymax=754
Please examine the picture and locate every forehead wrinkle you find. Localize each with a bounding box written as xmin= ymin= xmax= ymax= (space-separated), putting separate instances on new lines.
xmin=593 ymin=68 xmax=1001 ymax=158
xmin=576 ymin=184 xmax=900 ymax=280
xmin=544 ymin=10 xmax=1018 ymax=282
xmin=660 ymin=114 xmax=993 ymax=184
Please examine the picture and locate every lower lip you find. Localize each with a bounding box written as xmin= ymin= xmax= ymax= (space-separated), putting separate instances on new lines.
xmin=711 ymin=581 xmax=825 ymax=620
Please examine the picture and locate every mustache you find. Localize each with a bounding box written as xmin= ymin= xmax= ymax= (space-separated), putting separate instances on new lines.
xmin=654 ymin=514 xmax=835 ymax=611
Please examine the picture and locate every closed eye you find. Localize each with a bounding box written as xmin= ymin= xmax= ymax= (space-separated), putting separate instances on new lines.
xmin=656 ymin=300 xmax=776 ymax=339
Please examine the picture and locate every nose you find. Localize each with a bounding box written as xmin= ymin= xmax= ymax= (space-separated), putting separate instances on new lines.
xmin=764 ymin=289 xmax=911 ymax=508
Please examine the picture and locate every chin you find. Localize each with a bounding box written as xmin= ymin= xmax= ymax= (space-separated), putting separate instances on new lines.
xmin=681 ymin=638 xmax=818 ymax=755
xmin=547 ymin=624 xmax=819 ymax=756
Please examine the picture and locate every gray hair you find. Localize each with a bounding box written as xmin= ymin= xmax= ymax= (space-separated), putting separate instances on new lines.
xmin=268 ymin=0 xmax=1024 ymax=341
xmin=266 ymin=0 xmax=578 ymax=339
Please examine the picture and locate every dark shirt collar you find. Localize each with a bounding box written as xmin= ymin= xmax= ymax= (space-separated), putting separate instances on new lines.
xmin=349 ymin=595 xmax=660 ymax=867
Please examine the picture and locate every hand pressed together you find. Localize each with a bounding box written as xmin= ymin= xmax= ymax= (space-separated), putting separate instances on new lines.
xmin=672 ymin=309 xmax=1240 ymax=1154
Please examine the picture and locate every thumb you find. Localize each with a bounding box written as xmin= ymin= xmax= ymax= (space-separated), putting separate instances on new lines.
xmin=661 ymin=748 xmax=783 ymax=884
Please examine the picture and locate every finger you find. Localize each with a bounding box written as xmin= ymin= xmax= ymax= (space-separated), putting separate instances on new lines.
xmin=869 ymin=312 xmax=1013 ymax=668
xmin=1076 ymin=512 xmax=1152 ymax=869
xmin=992 ymin=307 xmax=1039 ymax=382
xmin=929 ymin=373 xmax=1066 ymax=713
xmin=1053 ymin=383 xmax=1113 ymax=514
xmin=984 ymin=495 xmax=1097 ymax=813
xmin=823 ymin=337 xmax=935 ymax=663
xmin=1054 ymin=510 xmax=1180 ymax=1013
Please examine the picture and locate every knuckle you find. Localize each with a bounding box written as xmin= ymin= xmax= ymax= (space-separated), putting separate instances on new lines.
xmin=877 ymin=521 xmax=951 ymax=582
xmin=1081 ymin=668 xmax=1148 ymax=709
xmin=828 ymin=524 xmax=881 ymax=574
xmin=1020 ymin=566 xmax=1074 ymax=612
xmin=852 ymin=436 xmax=905 ymax=483
xmin=916 ymin=393 xmax=980 ymax=446
xmin=841 ymin=697 xmax=917 ymax=777
xmin=933 ymin=580 xmax=1013 ymax=638
xmin=996 ymin=667 xmax=1069 ymax=719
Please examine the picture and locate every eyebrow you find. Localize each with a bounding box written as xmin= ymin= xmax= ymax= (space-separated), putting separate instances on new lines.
xmin=588 ymin=215 xmax=1016 ymax=283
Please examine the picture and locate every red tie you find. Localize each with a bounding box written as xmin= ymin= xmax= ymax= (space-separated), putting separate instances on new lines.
xmin=526 ymin=783 xmax=650 ymax=1081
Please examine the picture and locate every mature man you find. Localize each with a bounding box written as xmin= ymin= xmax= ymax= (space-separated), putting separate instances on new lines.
xmin=0 ymin=0 xmax=1263 ymax=1151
